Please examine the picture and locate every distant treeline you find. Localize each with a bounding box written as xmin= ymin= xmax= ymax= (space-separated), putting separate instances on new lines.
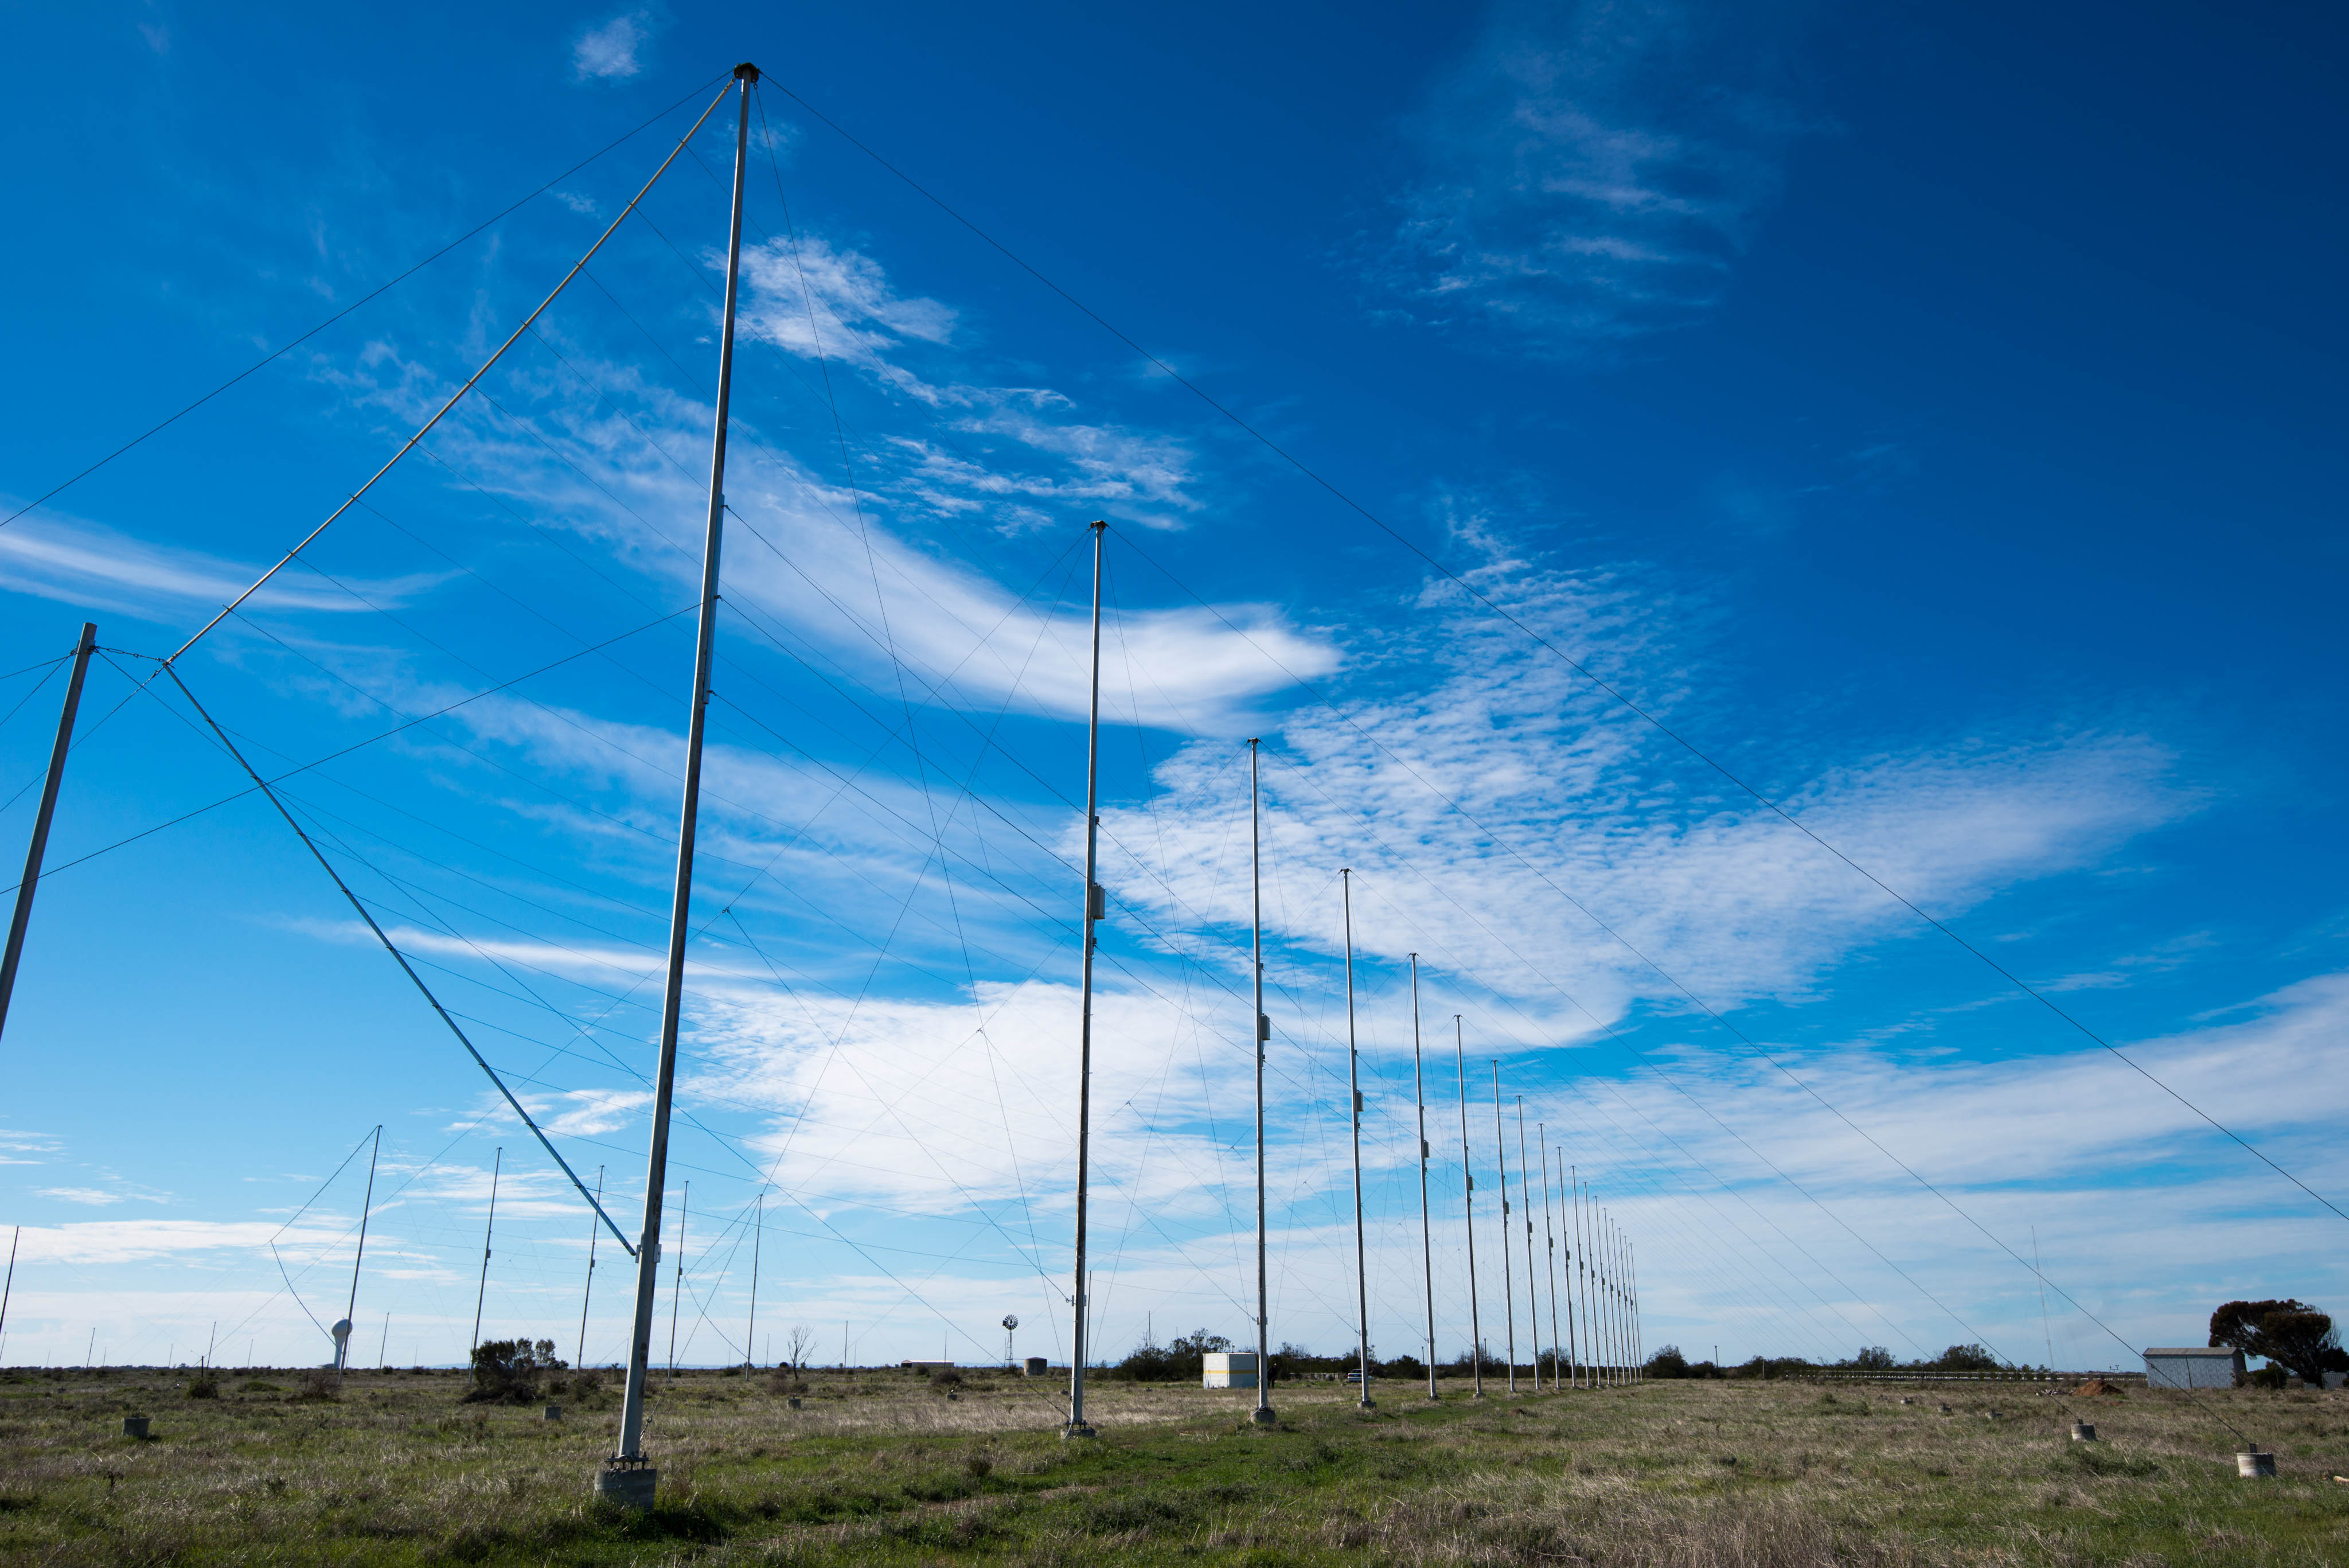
xmin=1101 ymin=1329 xmax=1634 ymax=1384
xmin=1642 ymin=1343 xmax=2022 ymax=1379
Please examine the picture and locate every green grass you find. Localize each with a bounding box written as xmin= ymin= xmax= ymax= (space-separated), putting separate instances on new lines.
xmin=1 ymin=1367 xmax=2345 ymax=1563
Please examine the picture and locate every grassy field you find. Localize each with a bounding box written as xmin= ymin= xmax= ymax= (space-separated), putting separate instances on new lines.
xmin=2 ymin=1365 xmax=2347 ymax=1565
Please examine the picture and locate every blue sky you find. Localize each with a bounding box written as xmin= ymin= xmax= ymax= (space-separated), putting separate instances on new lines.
xmin=1 ymin=0 xmax=2344 ymax=1375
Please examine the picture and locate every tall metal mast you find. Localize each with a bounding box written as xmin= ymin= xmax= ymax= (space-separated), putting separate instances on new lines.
xmin=1341 ymin=869 xmax=1371 ymax=1410
xmin=1601 ymin=1202 xmax=1618 ymax=1385
xmin=602 ymin=61 xmax=758 ymax=1507
xmin=1591 ymin=1193 xmax=1609 ymax=1385
xmin=1539 ymin=1133 xmax=1563 ymax=1390
xmin=1610 ymin=1215 xmax=1626 ymax=1384
xmin=1571 ymin=1166 xmax=1591 ymax=1387
xmin=1489 ymin=1063 xmax=1515 ymax=1394
xmin=1066 ymin=518 xmax=1107 ymax=1440
xmin=335 ymin=1125 xmax=380 ymax=1386
xmin=1515 ymin=1097 xmax=1538 ymax=1391
xmin=1453 ymin=1016 xmax=1480 ymax=1398
xmin=1620 ymin=1220 xmax=1637 ymax=1380
xmin=0 ymin=621 xmax=96 ymax=1045
xmin=1409 ymin=956 xmax=1435 ymax=1401
xmin=470 ymin=1146 xmax=502 ymax=1360
xmin=1248 ymin=738 xmax=1276 ymax=1426
xmin=1629 ymin=1235 xmax=1641 ymax=1380
xmin=1609 ymin=1219 xmax=1624 ymax=1382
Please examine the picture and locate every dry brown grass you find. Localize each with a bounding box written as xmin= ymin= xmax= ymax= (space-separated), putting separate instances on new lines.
xmin=0 ymin=1367 xmax=2344 ymax=1564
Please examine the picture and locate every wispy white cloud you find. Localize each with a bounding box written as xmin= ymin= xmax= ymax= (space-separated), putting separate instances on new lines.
xmin=357 ymin=325 xmax=1330 ymax=730
xmin=572 ymin=11 xmax=653 ymax=82
xmin=733 ymin=236 xmax=1208 ymax=530
xmin=38 ymin=1187 xmax=131 ymax=1206
xmin=1371 ymin=0 xmax=1812 ymax=353
xmin=3 ymin=1219 xmax=348 ymax=1266
xmin=0 ymin=507 xmax=446 ymax=622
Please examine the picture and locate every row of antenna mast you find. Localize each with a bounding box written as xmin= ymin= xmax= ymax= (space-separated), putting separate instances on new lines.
xmin=0 ymin=64 xmax=1642 ymax=1507
xmin=1056 ymin=519 xmax=1645 ymax=1441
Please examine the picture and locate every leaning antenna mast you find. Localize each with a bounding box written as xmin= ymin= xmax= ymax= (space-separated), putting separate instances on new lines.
xmin=335 ymin=1125 xmax=381 ymax=1386
xmin=0 ymin=622 xmax=96 ymax=1045
xmin=470 ymin=1146 xmax=502 ymax=1362
xmin=602 ymin=61 xmax=759 ymax=1508
xmin=1066 ymin=520 xmax=1107 ymax=1440
xmin=578 ymin=1165 xmax=604 ymax=1369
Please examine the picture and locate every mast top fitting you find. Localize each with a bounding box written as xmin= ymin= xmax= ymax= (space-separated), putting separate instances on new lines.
xmin=734 ymin=62 xmax=762 ymax=81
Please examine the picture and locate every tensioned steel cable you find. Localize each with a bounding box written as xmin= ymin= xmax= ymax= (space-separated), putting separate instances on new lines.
xmin=157 ymin=663 xmax=636 ymax=1256
xmin=6 ymin=610 xmax=692 ymax=900
xmin=760 ymin=77 xmax=2342 ymax=1231
xmin=0 ymin=72 xmax=729 ymax=535
xmin=164 ymin=77 xmax=740 ymax=663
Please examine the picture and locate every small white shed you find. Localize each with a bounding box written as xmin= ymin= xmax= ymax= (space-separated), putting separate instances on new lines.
xmin=2143 ymin=1347 xmax=2243 ymax=1389
xmin=1203 ymin=1351 xmax=1258 ymax=1389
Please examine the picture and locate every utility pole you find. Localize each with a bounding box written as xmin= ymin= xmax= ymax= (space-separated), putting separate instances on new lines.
xmin=1341 ymin=869 xmax=1372 ymax=1410
xmin=336 ymin=1125 xmax=381 ymax=1385
xmin=1066 ymin=519 xmax=1107 ymax=1440
xmin=1490 ymin=1062 xmax=1515 ymax=1394
xmin=1409 ymin=956 xmax=1435 ymax=1402
xmin=600 ymin=61 xmax=759 ymax=1509
xmin=470 ymin=1147 xmax=502 ymax=1364
xmin=1247 ymin=738 xmax=1276 ymax=1427
xmin=578 ymin=1165 xmax=604 ymax=1368
xmin=1515 ymin=1097 xmax=1538 ymax=1392
xmin=0 ymin=621 xmax=96 ymax=1044
xmin=1454 ymin=1017 xmax=1481 ymax=1398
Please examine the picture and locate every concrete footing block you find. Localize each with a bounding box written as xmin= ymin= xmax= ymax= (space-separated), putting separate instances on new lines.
xmin=543 ymin=1405 xmax=563 ymax=1421
xmin=2070 ymin=1422 xmax=2097 ymax=1441
xmin=122 ymin=1416 xmax=151 ymax=1439
xmin=594 ymin=1461 xmax=658 ymax=1508
xmin=2238 ymin=1450 xmax=2277 ymax=1479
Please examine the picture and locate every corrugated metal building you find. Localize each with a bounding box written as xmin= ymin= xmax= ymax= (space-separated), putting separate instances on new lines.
xmin=2143 ymin=1347 xmax=2243 ymax=1388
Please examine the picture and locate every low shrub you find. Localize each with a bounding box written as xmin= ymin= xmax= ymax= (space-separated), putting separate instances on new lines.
xmin=464 ymin=1339 xmax=565 ymax=1405
xmin=184 ymin=1369 xmax=221 ymax=1400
